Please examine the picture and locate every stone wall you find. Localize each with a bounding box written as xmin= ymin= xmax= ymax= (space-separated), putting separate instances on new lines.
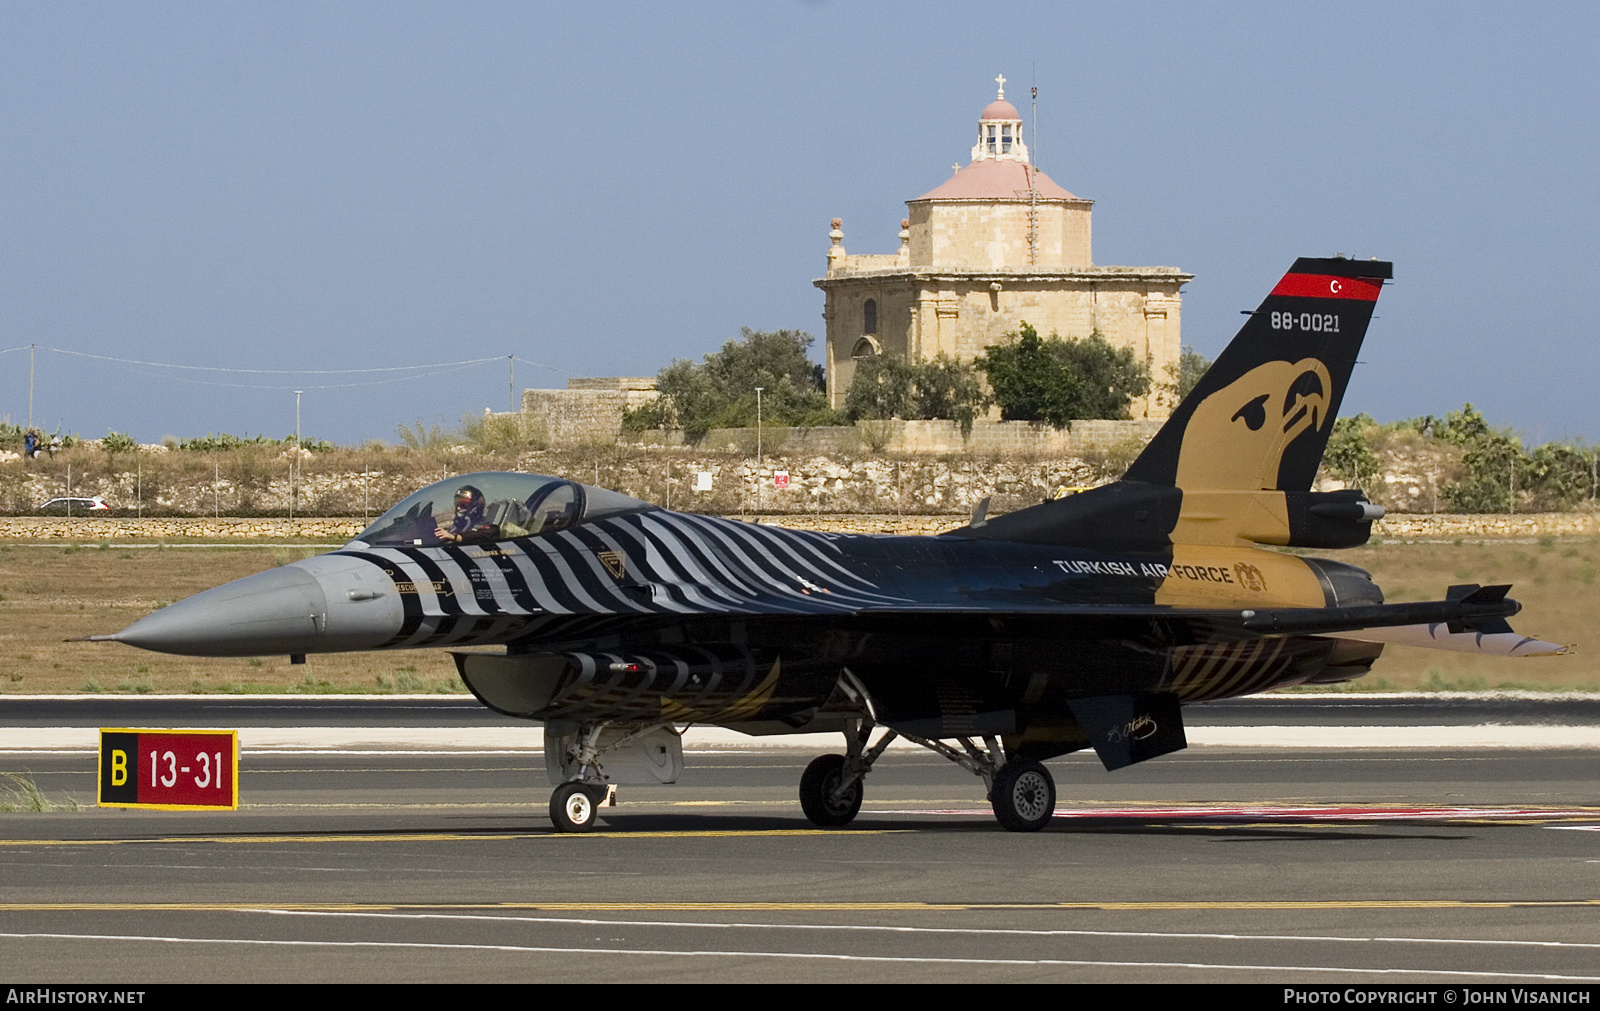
xmin=1 ymin=511 xmax=1593 ymax=542
xmin=1372 ymin=512 xmax=1600 ymax=539
xmin=0 ymin=517 xmax=366 ymax=540
xmin=518 ymin=377 xmax=660 ymax=448
xmin=630 ymin=418 xmax=1163 ymax=456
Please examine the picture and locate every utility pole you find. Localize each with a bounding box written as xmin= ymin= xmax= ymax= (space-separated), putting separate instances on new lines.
xmin=1507 ymin=444 xmax=1516 ymax=516
xmin=509 ymin=355 xmax=514 ymax=414
xmin=292 ymin=390 xmax=302 ymax=521
xmin=755 ymin=386 xmax=764 ymax=516
xmin=27 ymin=344 xmax=34 ymax=430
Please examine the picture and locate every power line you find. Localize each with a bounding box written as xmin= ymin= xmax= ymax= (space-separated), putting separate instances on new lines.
xmin=47 ymin=348 xmax=505 ymax=375
xmin=511 ymin=355 xmax=577 ymax=377
xmin=82 ymin=359 xmax=498 ymax=391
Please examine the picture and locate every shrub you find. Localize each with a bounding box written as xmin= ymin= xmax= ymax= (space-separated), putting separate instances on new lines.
xmin=975 ymin=323 xmax=1151 ymax=428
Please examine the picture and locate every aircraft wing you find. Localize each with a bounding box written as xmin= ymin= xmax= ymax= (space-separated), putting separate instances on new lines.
xmin=848 ymin=584 xmax=1559 ymax=652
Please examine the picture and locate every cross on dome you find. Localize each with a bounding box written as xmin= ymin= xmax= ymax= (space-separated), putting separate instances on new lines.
xmin=995 ymin=74 xmax=1006 ymax=99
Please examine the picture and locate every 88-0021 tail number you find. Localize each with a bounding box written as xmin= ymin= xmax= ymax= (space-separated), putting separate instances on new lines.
xmin=1270 ymin=311 xmax=1340 ymax=333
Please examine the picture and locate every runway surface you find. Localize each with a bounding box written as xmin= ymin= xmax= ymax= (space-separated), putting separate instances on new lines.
xmin=1 ymin=696 xmax=1598 ymax=982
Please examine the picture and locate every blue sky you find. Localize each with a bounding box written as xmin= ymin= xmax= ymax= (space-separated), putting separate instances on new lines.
xmin=2 ymin=2 xmax=1596 ymax=445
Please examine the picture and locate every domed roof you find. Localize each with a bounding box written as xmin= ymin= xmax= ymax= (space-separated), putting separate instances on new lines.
xmin=980 ymin=99 xmax=1020 ymax=121
xmin=914 ymin=160 xmax=1080 ymax=202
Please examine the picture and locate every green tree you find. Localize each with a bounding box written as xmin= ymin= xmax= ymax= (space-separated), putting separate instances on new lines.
xmin=1436 ymin=405 xmax=1529 ymax=513
xmin=1322 ymin=414 xmax=1382 ymax=490
xmin=843 ymin=354 xmax=916 ymax=423
xmin=912 ymin=352 xmax=988 ymax=438
xmin=843 ymin=353 xmax=988 ymax=437
xmin=1056 ymin=331 xmax=1152 ymax=419
xmin=974 ymin=323 xmax=1080 ymax=427
xmin=1163 ymin=345 xmax=1213 ymax=405
xmin=646 ymin=328 xmax=839 ymax=441
xmin=1525 ymin=442 xmax=1596 ymax=511
xmin=975 ymin=323 xmax=1150 ymax=428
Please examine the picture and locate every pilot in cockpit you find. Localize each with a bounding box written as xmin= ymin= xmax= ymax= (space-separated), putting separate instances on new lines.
xmin=433 ymin=486 xmax=499 ymax=545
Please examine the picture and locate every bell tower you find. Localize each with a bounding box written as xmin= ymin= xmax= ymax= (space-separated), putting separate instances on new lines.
xmin=971 ymin=75 xmax=1030 ymax=164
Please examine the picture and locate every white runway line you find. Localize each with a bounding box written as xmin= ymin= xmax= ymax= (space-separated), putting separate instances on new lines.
xmin=251 ymin=907 xmax=1600 ymax=950
xmin=1 ymin=930 xmax=1597 ymax=981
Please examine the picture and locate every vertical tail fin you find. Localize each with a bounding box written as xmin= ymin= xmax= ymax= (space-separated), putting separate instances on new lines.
xmin=952 ymin=256 xmax=1393 ymax=549
xmin=1125 ymin=256 xmax=1392 ymax=493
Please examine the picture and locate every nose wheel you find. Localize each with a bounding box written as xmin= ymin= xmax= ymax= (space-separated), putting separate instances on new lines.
xmin=549 ymin=782 xmax=608 ymax=833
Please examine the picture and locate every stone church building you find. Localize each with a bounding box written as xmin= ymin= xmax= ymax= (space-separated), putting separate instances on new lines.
xmin=815 ymin=78 xmax=1191 ymax=419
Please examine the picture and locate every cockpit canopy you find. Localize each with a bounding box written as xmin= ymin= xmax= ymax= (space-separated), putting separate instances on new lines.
xmin=349 ymin=472 xmax=655 ymax=549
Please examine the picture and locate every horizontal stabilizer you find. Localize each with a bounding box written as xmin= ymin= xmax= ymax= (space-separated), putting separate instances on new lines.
xmin=1322 ymin=624 xmax=1568 ymax=657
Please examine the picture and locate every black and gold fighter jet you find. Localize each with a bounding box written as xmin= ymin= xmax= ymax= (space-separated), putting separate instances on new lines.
xmin=96 ymin=256 xmax=1563 ymax=832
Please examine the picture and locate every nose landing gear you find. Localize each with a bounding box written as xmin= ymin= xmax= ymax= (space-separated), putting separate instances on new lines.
xmin=546 ymin=722 xmax=624 ymax=833
xmin=550 ymin=781 xmax=609 ymax=833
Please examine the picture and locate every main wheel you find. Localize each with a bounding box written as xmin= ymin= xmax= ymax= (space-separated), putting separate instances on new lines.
xmin=799 ymin=754 xmax=863 ymax=828
xmin=991 ymin=760 xmax=1056 ymax=832
xmin=550 ymin=782 xmax=604 ymax=833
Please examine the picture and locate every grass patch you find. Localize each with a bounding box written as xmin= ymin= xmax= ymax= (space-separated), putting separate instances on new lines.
xmin=374 ymin=666 xmax=466 ymax=694
xmin=293 ymin=672 xmax=336 ymax=693
xmin=0 ymin=773 xmax=81 ymax=813
xmin=1419 ymin=670 xmax=1489 ymax=692
xmin=272 ymin=547 xmax=322 ymax=567
xmin=1277 ymin=677 xmax=1397 ymax=694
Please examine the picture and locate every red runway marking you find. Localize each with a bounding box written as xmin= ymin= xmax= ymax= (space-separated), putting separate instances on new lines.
xmin=870 ymin=804 xmax=1600 ymax=823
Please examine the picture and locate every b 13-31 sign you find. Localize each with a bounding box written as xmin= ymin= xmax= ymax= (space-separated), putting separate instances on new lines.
xmin=98 ymin=729 xmax=239 ymax=810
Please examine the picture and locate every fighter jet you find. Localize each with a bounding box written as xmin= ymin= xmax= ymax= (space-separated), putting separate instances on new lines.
xmin=95 ymin=257 xmax=1564 ymax=832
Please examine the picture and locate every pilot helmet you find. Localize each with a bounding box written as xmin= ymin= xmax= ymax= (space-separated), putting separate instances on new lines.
xmin=454 ymin=486 xmax=485 ymax=514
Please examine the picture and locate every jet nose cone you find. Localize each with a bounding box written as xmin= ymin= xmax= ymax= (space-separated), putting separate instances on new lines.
xmin=113 ymin=565 xmax=329 ymax=657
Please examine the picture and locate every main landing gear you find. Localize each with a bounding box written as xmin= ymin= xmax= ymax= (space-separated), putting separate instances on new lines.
xmin=797 ymin=717 xmax=1058 ymax=833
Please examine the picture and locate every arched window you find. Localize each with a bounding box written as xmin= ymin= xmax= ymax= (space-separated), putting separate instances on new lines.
xmin=863 ymin=299 xmax=878 ymax=335
xmin=851 ymin=336 xmax=882 ymax=359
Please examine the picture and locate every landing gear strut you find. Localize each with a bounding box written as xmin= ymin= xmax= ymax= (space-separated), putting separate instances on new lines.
xmin=798 ymin=671 xmax=1058 ymax=832
xmin=797 ymin=717 xmax=898 ymax=829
